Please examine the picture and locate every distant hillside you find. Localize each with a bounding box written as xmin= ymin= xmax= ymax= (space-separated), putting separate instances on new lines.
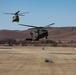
xmin=0 ymin=27 xmax=76 ymax=41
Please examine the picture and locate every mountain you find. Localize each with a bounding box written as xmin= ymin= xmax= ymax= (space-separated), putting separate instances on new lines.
xmin=0 ymin=27 xmax=76 ymax=41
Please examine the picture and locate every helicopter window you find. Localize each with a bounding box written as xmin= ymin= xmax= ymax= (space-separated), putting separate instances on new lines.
xmin=41 ymin=30 xmax=47 ymax=32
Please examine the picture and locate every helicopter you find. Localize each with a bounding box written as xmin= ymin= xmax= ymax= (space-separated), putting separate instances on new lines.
xmin=4 ymin=11 xmax=29 ymax=22
xmin=19 ymin=23 xmax=55 ymax=41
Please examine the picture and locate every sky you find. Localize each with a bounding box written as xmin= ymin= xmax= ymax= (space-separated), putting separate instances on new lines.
xmin=0 ymin=0 xmax=76 ymax=30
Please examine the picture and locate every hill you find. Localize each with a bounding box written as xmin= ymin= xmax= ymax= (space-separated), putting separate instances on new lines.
xmin=0 ymin=27 xmax=76 ymax=42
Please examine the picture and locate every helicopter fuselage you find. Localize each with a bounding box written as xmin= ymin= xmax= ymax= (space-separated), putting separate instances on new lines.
xmin=12 ymin=15 xmax=19 ymax=22
xmin=26 ymin=29 xmax=48 ymax=41
xmin=34 ymin=29 xmax=48 ymax=41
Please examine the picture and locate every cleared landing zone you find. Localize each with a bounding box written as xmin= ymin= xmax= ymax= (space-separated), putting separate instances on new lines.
xmin=0 ymin=46 xmax=76 ymax=75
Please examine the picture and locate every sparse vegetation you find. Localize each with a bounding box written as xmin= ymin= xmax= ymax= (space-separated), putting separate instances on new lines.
xmin=0 ymin=38 xmax=76 ymax=47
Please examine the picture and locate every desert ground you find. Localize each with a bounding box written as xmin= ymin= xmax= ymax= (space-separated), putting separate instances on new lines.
xmin=0 ymin=46 xmax=76 ymax=75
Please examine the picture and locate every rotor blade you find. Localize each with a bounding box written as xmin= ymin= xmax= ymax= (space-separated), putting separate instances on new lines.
xmin=19 ymin=24 xmax=37 ymax=28
xmin=3 ymin=13 xmax=14 ymax=15
xmin=19 ymin=12 xmax=29 ymax=14
xmin=16 ymin=11 xmax=20 ymax=13
xmin=45 ymin=23 xmax=55 ymax=27
xmin=14 ymin=11 xmax=20 ymax=15
xmin=18 ymin=14 xmax=25 ymax=16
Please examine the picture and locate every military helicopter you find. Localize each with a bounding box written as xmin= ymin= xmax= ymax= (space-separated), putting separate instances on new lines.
xmin=4 ymin=11 xmax=29 ymax=22
xmin=19 ymin=23 xmax=55 ymax=41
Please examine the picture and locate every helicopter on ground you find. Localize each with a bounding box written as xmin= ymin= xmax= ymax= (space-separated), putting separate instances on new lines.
xmin=4 ymin=11 xmax=29 ymax=22
xmin=19 ymin=23 xmax=55 ymax=41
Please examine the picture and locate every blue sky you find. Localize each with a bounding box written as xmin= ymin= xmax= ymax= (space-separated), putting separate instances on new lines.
xmin=0 ymin=0 xmax=76 ymax=30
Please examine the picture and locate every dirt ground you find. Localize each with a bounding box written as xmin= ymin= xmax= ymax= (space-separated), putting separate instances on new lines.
xmin=0 ymin=46 xmax=76 ymax=75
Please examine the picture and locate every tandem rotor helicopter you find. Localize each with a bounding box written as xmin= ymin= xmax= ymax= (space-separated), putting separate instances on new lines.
xmin=19 ymin=23 xmax=55 ymax=41
xmin=3 ymin=11 xmax=29 ymax=22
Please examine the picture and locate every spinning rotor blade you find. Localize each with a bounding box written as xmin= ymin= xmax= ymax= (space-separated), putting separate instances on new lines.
xmin=19 ymin=23 xmax=55 ymax=29
xmin=19 ymin=24 xmax=37 ymax=28
xmin=16 ymin=11 xmax=20 ymax=13
xmin=45 ymin=23 xmax=55 ymax=27
xmin=3 ymin=13 xmax=14 ymax=15
xmin=19 ymin=12 xmax=29 ymax=14
xmin=3 ymin=11 xmax=20 ymax=15
xmin=3 ymin=11 xmax=29 ymax=16
xmin=18 ymin=12 xmax=29 ymax=16
xmin=18 ymin=14 xmax=25 ymax=16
